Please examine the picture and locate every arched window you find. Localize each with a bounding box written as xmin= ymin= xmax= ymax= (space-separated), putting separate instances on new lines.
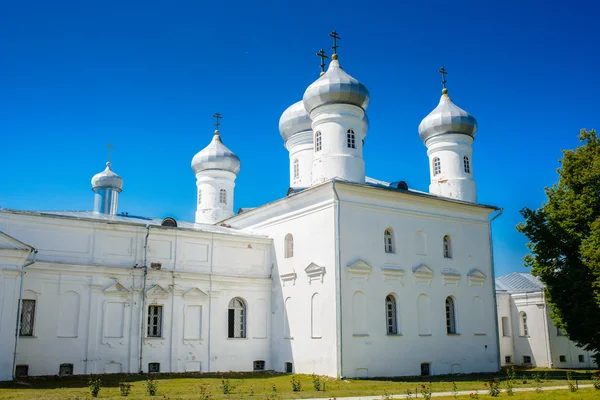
xmin=228 ymin=298 xmax=246 ymax=338
xmin=445 ymin=296 xmax=457 ymax=334
xmin=443 ymin=235 xmax=452 ymax=259
xmin=385 ymin=295 xmax=398 ymax=335
xmin=520 ymin=312 xmax=528 ymax=336
xmin=347 ymin=129 xmax=356 ymax=149
xmin=197 ymin=190 xmax=202 ymax=205
xmin=463 ymin=156 xmax=471 ymax=173
xmin=284 ymin=234 xmax=293 ymax=258
xmin=433 ymin=157 xmax=441 ymax=175
xmin=293 ymin=159 xmax=299 ymax=179
xmin=315 ymin=131 xmax=322 ymax=152
xmin=384 ymin=229 xmax=395 ymax=253
xmin=219 ymin=189 xmax=227 ymax=204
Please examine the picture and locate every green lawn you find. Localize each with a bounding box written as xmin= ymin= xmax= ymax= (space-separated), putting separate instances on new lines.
xmin=0 ymin=368 xmax=597 ymax=399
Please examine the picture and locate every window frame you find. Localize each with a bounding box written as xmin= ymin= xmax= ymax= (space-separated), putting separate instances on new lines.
xmin=15 ymin=365 xmax=29 ymax=378
xmin=253 ymin=360 xmax=265 ymax=371
xmin=228 ymin=297 xmax=247 ymax=339
xmin=559 ymin=355 xmax=566 ymax=363
xmin=293 ymin=159 xmax=299 ymax=179
xmin=148 ymin=362 xmax=160 ymax=373
xmin=197 ymin=189 xmax=202 ymax=205
xmin=523 ymin=355 xmax=532 ymax=364
xmin=433 ymin=157 xmax=441 ymax=176
xmin=315 ymin=131 xmax=322 ymax=152
xmin=384 ymin=229 xmax=395 ymax=254
xmin=385 ymin=295 xmax=398 ymax=335
xmin=59 ymin=363 xmax=74 ymax=376
xmin=520 ymin=312 xmax=529 ymax=336
xmin=463 ymin=155 xmax=471 ymax=173
xmin=443 ymin=235 xmax=452 ymax=259
xmin=19 ymin=299 xmax=36 ymax=337
xmin=347 ymin=129 xmax=356 ymax=149
xmin=147 ymin=305 xmax=163 ymax=338
xmin=219 ymin=189 xmax=227 ymax=204
xmin=578 ymin=355 xmax=584 ymax=362
xmin=504 ymin=356 xmax=512 ymax=364
xmin=284 ymin=233 xmax=294 ymax=258
xmin=445 ymin=296 xmax=457 ymax=334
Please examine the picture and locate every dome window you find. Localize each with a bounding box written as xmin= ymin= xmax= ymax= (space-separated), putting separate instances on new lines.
xmin=463 ymin=156 xmax=471 ymax=173
xmin=347 ymin=129 xmax=356 ymax=149
xmin=315 ymin=131 xmax=322 ymax=152
xmin=293 ymin=159 xmax=299 ymax=179
xmin=433 ymin=157 xmax=441 ymax=176
xmin=219 ymin=189 xmax=227 ymax=204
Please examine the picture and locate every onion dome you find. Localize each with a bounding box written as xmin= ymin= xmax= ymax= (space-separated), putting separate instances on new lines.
xmin=303 ymin=55 xmax=369 ymax=114
xmin=91 ymin=162 xmax=123 ymax=191
xmin=191 ymin=131 xmax=241 ymax=175
xmin=279 ymin=100 xmax=312 ymax=142
xmin=418 ymin=88 xmax=477 ymax=143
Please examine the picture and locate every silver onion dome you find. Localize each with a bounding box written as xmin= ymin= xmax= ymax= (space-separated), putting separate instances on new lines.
xmin=303 ymin=55 xmax=369 ymax=114
xmin=191 ymin=131 xmax=241 ymax=175
xmin=91 ymin=162 xmax=123 ymax=191
xmin=279 ymin=100 xmax=312 ymax=142
xmin=418 ymin=89 xmax=477 ymax=143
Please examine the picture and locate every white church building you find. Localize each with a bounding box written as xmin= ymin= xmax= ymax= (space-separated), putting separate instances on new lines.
xmin=0 ymin=36 xmax=503 ymax=381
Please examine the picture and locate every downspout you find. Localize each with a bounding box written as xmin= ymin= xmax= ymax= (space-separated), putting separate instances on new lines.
xmin=207 ymin=233 xmax=215 ymax=372
xmin=541 ymin=290 xmax=552 ymax=367
xmin=488 ymin=208 xmax=503 ymax=372
xmin=139 ymin=224 xmax=150 ymax=374
xmin=12 ymin=248 xmax=37 ymax=380
xmin=332 ymin=181 xmax=343 ymax=378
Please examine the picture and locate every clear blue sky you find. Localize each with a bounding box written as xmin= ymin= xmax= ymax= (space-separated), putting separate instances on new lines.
xmin=1 ymin=0 xmax=598 ymax=277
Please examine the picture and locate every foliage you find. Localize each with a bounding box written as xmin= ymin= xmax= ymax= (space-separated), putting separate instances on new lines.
xmin=198 ymin=384 xmax=211 ymax=400
xmin=118 ymin=380 xmax=131 ymax=396
xmin=87 ymin=376 xmax=101 ymax=398
xmin=145 ymin=376 xmax=159 ymax=396
xmin=517 ymin=129 xmax=600 ymax=362
xmin=312 ymin=374 xmax=323 ymax=391
xmin=505 ymin=366 xmax=517 ymax=385
xmin=521 ymin=374 xmax=528 ymax=384
xmin=419 ymin=383 xmax=432 ymax=400
xmin=592 ymin=372 xmax=600 ymax=390
xmin=405 ymin=388 xmax=413 ymax=399
xmin=567 ymin=371 xmax=577 ymax=392
xmin=381 ymin=391 xmax=392 ymax=400
xmin=469 ymin=391 xmax=479 ymax=399
xmin=452 ymin=381 xmax=459 ymax=399
xmin=290 ymin=375 xmax=301 ymax=392
xmin=485 ymin=378 xmax=501 ymax=397
xmin=220 ymin=379 xmax=231 ymax=394
xmin=271 ymin=383 xmax=277 ymax=392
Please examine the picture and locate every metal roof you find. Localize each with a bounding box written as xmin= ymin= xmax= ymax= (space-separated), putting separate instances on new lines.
xmin=495 ymin=272 xmax=544 ymax=293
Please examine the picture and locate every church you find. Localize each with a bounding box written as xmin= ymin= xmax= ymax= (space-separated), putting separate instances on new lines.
xmin=0 ymin=32 xmax=502 ymax=381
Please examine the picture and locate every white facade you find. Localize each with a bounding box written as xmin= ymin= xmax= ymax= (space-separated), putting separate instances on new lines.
xmin=495 ymin=273 xmax=598 ymax=369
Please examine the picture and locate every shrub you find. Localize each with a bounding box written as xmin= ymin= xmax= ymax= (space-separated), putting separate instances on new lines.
xmin=291 ymin=375 xmax=302 ymax=392
xmin=271 ymin=383 xmax=277 ymax=392
xmin=312 ymin=374 xmax=322 ymax=391
xmin=486 ymin=378 xmax=500 ymax=397
xmin=145 ymin=376 xmax=159 ymax=396
xmin=451 ymin=381 xmax=458 ymax=399
xmin=505 ymin=377 xmax=514 ymax=396
xmin=469 ymin=391 xmax=479 ymax=399
xmin=405 ymin=388 xmax=413 ymax=399
xmin=566 ymin=371 xmax=577 ymax=393
xmin=199 ymin=384 xmax=211 ymax=400
xmin=592 ymin=372 xmax=600 ymax=390
xmin=220 ymin=379 xmax=232 ymax=394
xmin=119 ymin=380 xmax=131 ymax=397
xmin=419 ymin=383 xmax=432 ymax=400
xmin=88 ymin=376 xmax=101 ymax=398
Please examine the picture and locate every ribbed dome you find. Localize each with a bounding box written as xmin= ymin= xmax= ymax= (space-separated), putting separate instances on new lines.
xmin=279 ymin=100 xmax=312 ymax=142
xmin=191 ymin=132 xmax=241 ymax=175
xmin=91 ymin=162 xmax=123 ymax=191
xmin=418 ymin=89 xmax=477 ymax=143
xmin=303 ymin=56 xmax=369 ymax=114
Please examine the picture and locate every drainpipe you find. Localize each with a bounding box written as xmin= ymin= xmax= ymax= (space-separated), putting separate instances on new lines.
xmin=331 ymin=181 xmax=343 ymax=378
xmin=139 ymin=224 xmax=150 ymax=374
xmin=488 ymin=208 xmax=503 ymax=372
xmin=207 ymin=233 xmax=215 ymax=373
xmin=12 ymin=248 xmax=37 ymax=379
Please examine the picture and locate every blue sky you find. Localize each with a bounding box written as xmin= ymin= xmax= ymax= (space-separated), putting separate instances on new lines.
xmin=1 ymin=0 xmax=598 ymax=277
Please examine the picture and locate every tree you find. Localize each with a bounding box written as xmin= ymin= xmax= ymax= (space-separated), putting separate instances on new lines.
xmin=517 ymin=129 xmax=600 ymax=363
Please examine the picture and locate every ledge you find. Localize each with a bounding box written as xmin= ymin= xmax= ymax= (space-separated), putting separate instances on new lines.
xmin=447 ymin=333 xmax=461 ymax=336
xmin=419 ymin=334 xmax=432 ymax=337
xmin=387 ymin=333 xmax=403 ymax=337
xmin=352 ymin=334 xmax=369 ymax=337
xmin=474 ymin=333 xmax=487 ymax=336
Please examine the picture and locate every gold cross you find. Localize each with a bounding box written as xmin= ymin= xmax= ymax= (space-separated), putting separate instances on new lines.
xmin=213 ymin=112 xmax=222 ymax=130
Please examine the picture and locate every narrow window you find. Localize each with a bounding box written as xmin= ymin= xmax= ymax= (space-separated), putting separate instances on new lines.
xmin=443 ymin=235 xmax=452 ymax=259
xmin=147 ymin=305 xmax=163 ymax=338
xmin=505 ymin=356 xmax=512 ymax=364
xmin=15 ymin=365 xmax=29 ymax=377
xmin=253 ymin=360 xmax=265 ymax=371
xmin=523 ymin=355 xmax=531 ymax=364
xmin=463 ymin=156 xmax=471 ymax=173
xmin=284 ymin=234 xmax=294 ymax=258
xmin=433 ymin=157 xmax=441 ymax=176
xmin=445 ymin=297 xmax=457 ymax=334
xmin=228 ymin=297 xmax=246 ymax=338
xmin=347 ymin=129 xmax=356 ymax=149
xmin=559 ymin=355 xmax=566 ymax=362
xmin=219 ymin=189 xmax=227 ymax=204
xmin=420 ymin=363 xmax=431 ymax=376
xmin=293 ymin=159 xmax=299 ymax=179
xmin=59 ymin=363 xmax=73 ymax=376
xmin=285 ymin=362 xmax=293 ymax=373
xmin=148 ymin=362 xmax=160 ymax=373
xmin=385 ymin=295 xmax=398 ymax=335
xmin=520 ymin=312 xmax=528 ymax=336
xmin=557 ymin=327 xmax=564 ymax=336
xmin=197 ymin=189 xmax=202 ymax=205
xmin=384 ymin=229 xmax=395 ymax=253
xmin=315 ymin=131 xmax=322 ymax=152
xmin=501 ymin=316 xmax=510 ymax=337
xmin=19 ymin=299 xmax=36 ymax=337
xmin=578 ymin=355 xmax=584 ymax=362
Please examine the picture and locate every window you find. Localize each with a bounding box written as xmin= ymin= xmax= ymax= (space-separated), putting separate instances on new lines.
xmin=578 ymin=355 xmax=584 ymax=362
xmin=505 ymin=356 xmax=512 ymax=364
xmin=285 ymin=362 xmax=293 ymax=373
xmin=147 ymin=305 xmax=163 ymax=338
xmin=445 ymin=297 xmax=457 ymax=334
xmin=501 ymin=317 xmax=510 ymax=337
xmin=384 ymin=229 xmax=395 ymax=253
xmin=520 ymin=312 xmax=528 ymax=336
xmin=443 ymin=235 xmax=452 ymax=259
xmin=523 ymin=356 xmax=531 ymax=364
xmin=420 ymin=363 xmax=431 ymax=376
xmin=197 ymin=189 xmax=202 ymax=205
xmin=385 ymin=295 xmax=398 ymax=335
xmin=253 ymin=360 xmax=265 ymax=371
xmin=433 ymin=157 xmax=441 ymax=175
xmin=557 ymin=327 xmax=565 ymax=336
xmin=284 ymin=234 xmax=293 ymax=258
xmin=347 ymin=129 xmax=356 ymax=149
xmin=293 ymin=159 xmax=299 ymax=179
xmin=148 ymin=362 xmax=160 ymax=373
xmin=219 ymin=189 xmax=227 ymax=204
xmin=15 ymin=365 xmax=29 ymax=377
xmin=463 ymin=156 xmax=471 ymax=173
xmin=315 ymin=131 xmax=322 ymax=152
xmin=559 ymin=355 xmax=566 ymax=362
xmin=19 ymin=299 xmax=36 ymax=336
xmin=59 ymin=363 xmax=73 ymax=376
xmin=228 ymin=297 xmax=246 ymax=338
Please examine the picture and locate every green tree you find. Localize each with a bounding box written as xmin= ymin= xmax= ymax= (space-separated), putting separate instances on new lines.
xmin=517 ymin=129 xmax=600 ymax=363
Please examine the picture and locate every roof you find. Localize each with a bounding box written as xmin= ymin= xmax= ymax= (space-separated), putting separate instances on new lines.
xmin=495 ymin=272 xmax=544 ymax=293
xmin=0 ymin=230 xmax=35 ymax=252
xmin=0 ymin=209 xmax=266 ymax=238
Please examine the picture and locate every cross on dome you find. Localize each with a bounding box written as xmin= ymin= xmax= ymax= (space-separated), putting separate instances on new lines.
xmin=439 ymin=67 xmax=449 ymax=93
xmin=329 ymin=30 xmax=340 ymax=59
xmin=213 ymin=112 xmax=222 ymax=133
xmin=316 ymin=49 xmax=328 ymax=75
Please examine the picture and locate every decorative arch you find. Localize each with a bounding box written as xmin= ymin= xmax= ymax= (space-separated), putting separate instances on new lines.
xmin=445 ymin=296 xmax=457 ymax=334
xmin=228 ymin=297 xmax=246 ymax=338
xmin=58 ymin=291 xmax=80 ymax=338
xmin=415 ymin=231 xmax=427 ymax=255
xmin=284 ymin=234 xmax=294 ymax=258
xmin=384 ymin=228 xmax=395 ymax=253
xmin=352 ymin=291 xmax=367 ymax=335
xmin=417 ymin=294 xmax=431 ymax=335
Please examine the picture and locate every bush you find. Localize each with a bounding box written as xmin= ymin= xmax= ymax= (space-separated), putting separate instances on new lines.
xmin=145 ymin=376 xmax=159 ymax=396
xmin=419 ymin=383 xmax=432 ymax=400
xmin=486 ymin=379 xmax=500 ymax=397
xmin=291 ymin=375 xmax=301 ymax=392
xmin=199 ymin=384 xmax=211 ymax=400
xmin=592 ymin=372 xmax=600 ymax=390
xmin=220 ymin=379 xmax=232 ymax=394
xmin=88 ymin=376 xmax=101 ymax=398
xmin=311 ymin=374 xmax=322 ymax=391
xmin=119 ymin=380 xmax=131 ymax=397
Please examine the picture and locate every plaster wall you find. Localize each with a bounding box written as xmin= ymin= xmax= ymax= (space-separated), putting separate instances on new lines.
xmin=286 ymin=131 xmax=313 ymax=190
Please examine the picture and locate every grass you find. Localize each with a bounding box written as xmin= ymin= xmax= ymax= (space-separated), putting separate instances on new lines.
xmin=454 ymin=388 xmax=598 ymax=399
xmin=0 ymin=367 xmax=596 ymax=399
